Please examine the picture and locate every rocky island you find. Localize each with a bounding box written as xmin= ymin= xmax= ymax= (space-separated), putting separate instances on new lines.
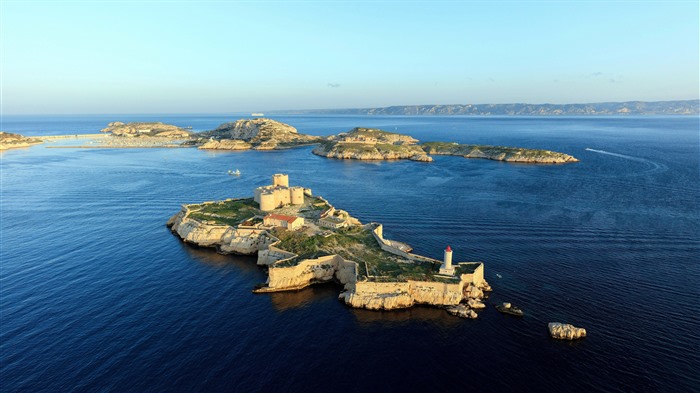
xmin=198 ymin=118 xmax=322 ymax=150
xmin=313 ymin=127 xmax=577 ymax=163
xmin=312 ymin=127 xmax=433 ymax=161
xmin=168 ymin=174 xmax=491 ymax=314
xmin=100 ymin=121 xmax=193 ymax=138
xmin=0 ymin=132 xmax=43 ymax=150
xmin=422 ymin=142 xmax=579 ymax=163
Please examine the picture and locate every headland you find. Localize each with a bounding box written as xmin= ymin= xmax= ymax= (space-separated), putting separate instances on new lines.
xmin=0 ymin=132 xmax=44 ymax=150
xmin=168 ymin=174 xmax=492 ymax=314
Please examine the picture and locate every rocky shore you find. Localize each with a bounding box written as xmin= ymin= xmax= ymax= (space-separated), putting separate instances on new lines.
xmin=0 ymin=132 xmax=43 ymax=150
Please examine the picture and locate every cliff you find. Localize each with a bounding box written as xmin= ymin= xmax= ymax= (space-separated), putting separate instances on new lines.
xmin=312 ymin=127 xmax=432 ymax=161
xmin=100 ymin=122 xmax=193 ymax=138
xmin=0 ymin=132 xmax=43 ymax=150
xmin=299 ymin=99 xmax=700 ymax=116
xmin=422 ymin=142 xmax=579 ymax=163
xmin=198 ymin=118 xmax=322 ymax=150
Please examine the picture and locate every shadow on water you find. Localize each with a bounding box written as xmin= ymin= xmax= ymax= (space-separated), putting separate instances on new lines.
xmin=350 ymin=304 xmax=463 ymax=328
xmin=179 ymin=241 xmax=262 ymax=274
xmin=266 ymin=282 xmax=342 ymax=311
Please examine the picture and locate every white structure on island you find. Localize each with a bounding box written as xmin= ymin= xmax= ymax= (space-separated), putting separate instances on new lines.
xmin=263 ymin=214 xmax=304 ymax=230
xmin=438 ymin=245 xmax=455 ymax=276
xmin=254 ymin=174 xmax=308 ymax=212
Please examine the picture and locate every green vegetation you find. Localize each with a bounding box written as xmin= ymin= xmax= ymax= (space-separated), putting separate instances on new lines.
xmin=273 ymin=225 xmax=440 ymax=281
xmin=421 ymin=141 xmax=572 ymax=161
xmin=188 ymin=198 xmax=259 ymax=226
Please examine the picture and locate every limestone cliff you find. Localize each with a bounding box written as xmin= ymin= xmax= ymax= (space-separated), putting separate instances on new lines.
xmin=312 ymin=127 xmax=432 ymax=162
xmin=422 ymin=142 xmax=578 ymax=163
xmin=0 ymin=132 xmax=43 ymax=150
xmin=198 ymin=139 xmax=252 ymax=150
xmin=100 ymin=122 xmax=192 ymax=138
xmin=200 ymin=118 xmax=321 ymax=149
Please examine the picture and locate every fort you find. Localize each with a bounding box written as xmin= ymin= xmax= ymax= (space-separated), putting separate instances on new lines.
xmin=167 ymin=174 xmax=491 ymax=315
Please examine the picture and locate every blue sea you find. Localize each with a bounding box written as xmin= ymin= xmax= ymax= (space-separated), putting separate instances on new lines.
xmin=1 ymin=114 xmax=699 ymax=392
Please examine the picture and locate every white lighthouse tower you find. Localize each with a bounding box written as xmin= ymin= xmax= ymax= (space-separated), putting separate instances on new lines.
xmin=439 ymin=245 xmax=455 ymax=276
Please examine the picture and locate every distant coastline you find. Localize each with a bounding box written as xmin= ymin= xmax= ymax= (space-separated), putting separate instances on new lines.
xmin=274 ymin=99 xmax=699 ymax=116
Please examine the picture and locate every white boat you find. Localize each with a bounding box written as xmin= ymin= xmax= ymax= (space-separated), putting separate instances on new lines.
xmin=228 ymin=169 xmax=241 ymax=176
xmin=251 ymin=113 xmax=264 ymax=117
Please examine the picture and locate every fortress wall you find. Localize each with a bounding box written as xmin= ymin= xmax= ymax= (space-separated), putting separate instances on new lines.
xmin=459 ymin=263 xmax=484 ymax=285
xmin=266 ymin=255 xmax=340 ymax=289
xmin=407 ymin=280 xmax=463 ymax=306
xmin=220 ymin=228 xmax=271 ymax=254
xmin=259 ymin=192 xmax=276 ymax=211
xmin=371 ymin=224 xmax=440 ymax=264
xmin=257 ymin=245 xmax=297 ymax=265
xmin=341 ymin=281 xmax=414 ymax=310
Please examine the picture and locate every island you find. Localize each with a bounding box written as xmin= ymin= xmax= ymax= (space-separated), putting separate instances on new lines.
xmin=0 ymin=132 xmax=43 ymax=150
xmin=197 ymin=118 xmax=323 ymax=150
xmin=422 ymin=141 xmax=579 ymax=163
xmin=313 ymin=127 xmax=577 ymax=163
xmin=312 ymin=127 xmax=433 ymax=161
xmin=100 ymin=121 xmax=193 ymax=138
xmin=167 ymin=174 xmax=492 ymax=315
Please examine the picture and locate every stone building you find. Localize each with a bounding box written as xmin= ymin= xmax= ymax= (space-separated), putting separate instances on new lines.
xmin=254 ymin=174 xmax=308 ymax=212
xmin=263 ymin=214 xmax=304 ymax=230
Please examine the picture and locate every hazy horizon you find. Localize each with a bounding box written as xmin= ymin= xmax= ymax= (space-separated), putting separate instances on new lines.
xmin=2 ymin=1 xmax=698 ymax=114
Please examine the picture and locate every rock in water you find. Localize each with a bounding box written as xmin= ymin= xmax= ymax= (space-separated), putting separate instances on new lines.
xmin=548 ymin=322 xmax=587 ymax=340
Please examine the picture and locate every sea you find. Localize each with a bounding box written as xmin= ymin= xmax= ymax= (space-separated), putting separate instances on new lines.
xmin=1 ymin=114 xmax=699 ymax=392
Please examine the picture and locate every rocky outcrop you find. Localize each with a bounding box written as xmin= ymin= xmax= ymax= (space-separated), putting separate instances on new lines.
xmin=198 ymin=139 xmax=252 ymax=150
xmin=200 ymin=118 xmax=321 ymax=148
xmin=422 ymin=142 xmax=578 ymax=163
xmin=312 ymin=127 xmax=431 ymax=161
xmin=548 ymin=322 xmax=587 ymax=340
xmin=0 ymin=132 xmax=43 ymax=150
xmin=100 ymin=122 xmax=192 ymax=138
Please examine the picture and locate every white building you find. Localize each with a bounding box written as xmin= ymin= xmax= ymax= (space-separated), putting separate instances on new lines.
xmin=263 ymin=214 xmax=304 ymax=230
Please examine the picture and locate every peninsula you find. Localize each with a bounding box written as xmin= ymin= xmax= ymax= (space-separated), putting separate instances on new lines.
xmin=313 ymin=127 xmax=577 ymax=163
xmin=0 ymin=132 xmax=43 ymax=150
xmin=168 ymin=174 xmax=491 ymax=314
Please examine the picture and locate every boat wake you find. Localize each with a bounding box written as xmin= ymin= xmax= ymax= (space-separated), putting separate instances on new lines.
xmin=585 ymin=148 xmax=667 ymax=175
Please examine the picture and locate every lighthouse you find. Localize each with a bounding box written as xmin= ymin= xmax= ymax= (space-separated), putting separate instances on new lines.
xmin=439 ymin=245 xmax=455 ymax=276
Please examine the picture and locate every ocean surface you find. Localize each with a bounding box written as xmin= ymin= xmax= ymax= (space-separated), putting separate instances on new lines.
xmin=1 ymin=115 xmax=699 ymax=392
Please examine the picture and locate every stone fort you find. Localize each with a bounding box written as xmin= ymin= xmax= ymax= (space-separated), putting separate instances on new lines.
xmin=254 ymin=174 xmax=308 ymax=212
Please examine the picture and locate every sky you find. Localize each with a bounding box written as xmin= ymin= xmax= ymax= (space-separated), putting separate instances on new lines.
xmin=1 ymin=0 xmax=698 ymax=114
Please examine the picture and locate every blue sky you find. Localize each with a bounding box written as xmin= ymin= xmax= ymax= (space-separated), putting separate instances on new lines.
xmin=2 ymin=0 xmax=698 ymax=114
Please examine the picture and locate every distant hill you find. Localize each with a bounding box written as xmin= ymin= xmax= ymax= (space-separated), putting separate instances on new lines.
xmin=286 ymin=100 xmax=699 ymax=116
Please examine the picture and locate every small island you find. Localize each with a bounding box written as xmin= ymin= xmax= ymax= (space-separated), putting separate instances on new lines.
xmin=314 ymin=127 xmax=578 ymax=163
xmin=168 ymin=174 xmax=491 ymax=314
xmin=422 ymin=141 xmax=579 ymax=163
xmin=0 ymin=132 xmax=44 ymax=150
xmin=197 ymin=118 xmax=323 ymax=150
xmin=312 ymin=127 xmax=433 ymax=162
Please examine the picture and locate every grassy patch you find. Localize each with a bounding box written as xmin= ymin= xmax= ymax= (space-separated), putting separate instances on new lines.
xmin=187 ymin=198 xmax=259 ymax=226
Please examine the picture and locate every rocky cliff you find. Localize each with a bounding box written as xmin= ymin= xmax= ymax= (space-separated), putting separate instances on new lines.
xmin=0 ymin=132 xmax=43 ymax=150
xmin=422 ymin=142 xmax=578 ymax=163
xmin=100 ymin=122 xmax=192 ymax=138
xmin=312 ymin=127 xmax=432 ymax=161
xmin=199 ymin=118 xmax=321 ymax=149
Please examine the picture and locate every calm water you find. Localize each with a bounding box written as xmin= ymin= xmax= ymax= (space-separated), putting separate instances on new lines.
xmin=1 ymin=115 xmax=699 ymax=392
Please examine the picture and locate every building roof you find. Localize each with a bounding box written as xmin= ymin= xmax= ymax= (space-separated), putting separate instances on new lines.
xmin=265 ymin=214 xmax=300 ymax=223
